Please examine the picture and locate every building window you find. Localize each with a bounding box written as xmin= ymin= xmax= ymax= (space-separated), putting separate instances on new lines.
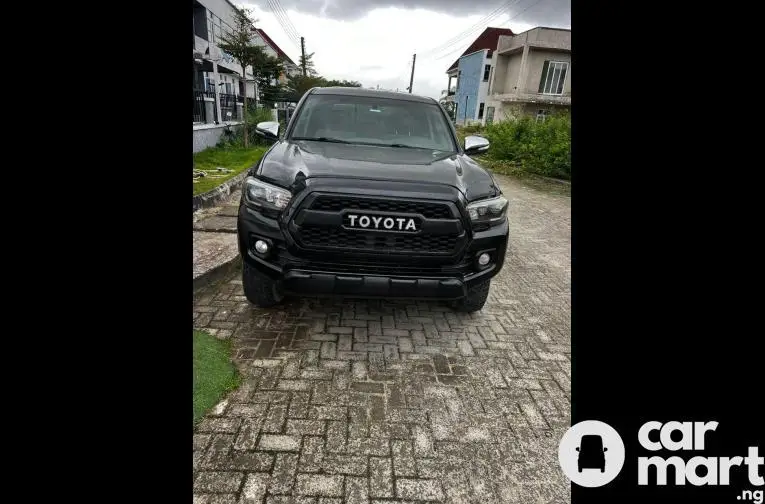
xmin=193 ymin=4 xmax=208 ymax=41
xmin=536 ymin=109 xmax=550 ymax=121
xmin=485 ymin=106 xmax=495 ymax=125
xmin=204 ymin=73 xmax=215 ymax=92
xmin=538 ymin=61 xmax=568 ymax=95
xmin=483 ymin=64 xmax=491 ymax=82
xmin=478 ymin=103 xmax=485 ymax=119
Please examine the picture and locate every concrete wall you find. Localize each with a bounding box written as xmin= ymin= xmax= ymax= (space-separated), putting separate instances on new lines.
xmin=455 ymin=51 xmax=485 ymax=124
xmin=498 ymin=27 xmax=571 ymax=53
xmin=193 ymin=122 xmax=242 ymax=153
xmin=491 ymin=102 xmax=569 ymax=122
xmin=501 ymin=53 xmax=524 ymax=95
xmin=524 ymin=50 xmax=571 ymax=95
xmin=491 ymin=53 xmax=506 ymax=95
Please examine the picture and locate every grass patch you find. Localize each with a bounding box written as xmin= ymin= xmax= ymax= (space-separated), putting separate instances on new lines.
xmin=476 ymin=155 xmax=571 ymax=196
xmin=193 ymin=330 xmax=240 ymax=425
xmin=193 ymin=146 xmax=267 ymax=196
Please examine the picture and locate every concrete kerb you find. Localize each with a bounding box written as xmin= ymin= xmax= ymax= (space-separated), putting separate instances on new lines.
xmin=192 ymin=167 xmax=251 ymax=212
xmin=193 ymin=255 xmax=241 ymax=293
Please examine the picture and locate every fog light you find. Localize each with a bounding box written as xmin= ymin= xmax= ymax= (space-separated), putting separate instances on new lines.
xmin=254 ymin=240 xmax=269 ymax=254
xmin=478 ymin=253 xmax=490 ymax=266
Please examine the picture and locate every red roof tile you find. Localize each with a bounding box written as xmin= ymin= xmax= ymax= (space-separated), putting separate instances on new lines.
xmin=446 ymin=27 xmax=515 ymax=72
xmin=255 ymin=28 xmax=297 ymax=66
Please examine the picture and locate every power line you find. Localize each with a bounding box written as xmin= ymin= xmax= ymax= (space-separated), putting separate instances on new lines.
xmin=266 ymin=0 xmax=301 ymax=49
xmin=419 ymin=0 xmax=519 ymax=58
xmin=271 ymin=0 xmax=301 ymax=43
xmin=266 ymin=0 xmax=299 ymax=43
xmin=429 ymin=0 xmax=524 ymax=61
xmin=497 ymin=0 xmax=547 ymax=29
xmin=419 ymin=2 xmax=511 ymax=57
xmin=432 ymin=0 xmax=546 ymax=61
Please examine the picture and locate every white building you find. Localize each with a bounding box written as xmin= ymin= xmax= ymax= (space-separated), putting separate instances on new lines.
xmin=484 ymin=27 xmax=571 ymax=124
xmin=192 ymin=0 xmax=299 ymax=124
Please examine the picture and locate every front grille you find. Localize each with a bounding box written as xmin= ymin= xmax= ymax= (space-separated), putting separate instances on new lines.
xmin=300 ymin=227 xmax=458 ymax=253
xmin=311 ymin=195 xmax=452 ymax=220
xmin=291 ymin=194 xmax=466 ymax=256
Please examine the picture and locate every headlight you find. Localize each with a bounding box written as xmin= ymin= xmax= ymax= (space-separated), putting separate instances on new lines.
xmin=467 ymin=195 xmax=508 ymax=224
xmin=243 ymin=177 xmax=292 ymax=211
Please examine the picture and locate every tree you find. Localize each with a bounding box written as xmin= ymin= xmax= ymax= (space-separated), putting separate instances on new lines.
xmin=285 ymin=74 xmax=326 ymax=102
xmin=324 ymin=79 xmax=362 ymax=87
xmin=217 ymin=8 xmax=260 ymax=147
xmin=249 ymin=46 xmax=284 ymax=108
xmin=439 ymin=98 xmax=456 ymax=121
xmin=299 ymin=51 xmax=318 ymax=76
xmin=285 ymin=74 xmax=364 ymax=102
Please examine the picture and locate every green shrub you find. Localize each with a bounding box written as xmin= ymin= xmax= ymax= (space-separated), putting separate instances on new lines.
xmin=217 ymin=106 xmax=278 ymax=148
xmin=481 ymin=112 xmax=570 ymax=180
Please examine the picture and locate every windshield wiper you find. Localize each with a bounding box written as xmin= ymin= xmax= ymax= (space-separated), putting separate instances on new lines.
xmin=292 ymin=136 xmax=353 ymax=144
xmin=384 ymin=143 xmax=418 ymax=148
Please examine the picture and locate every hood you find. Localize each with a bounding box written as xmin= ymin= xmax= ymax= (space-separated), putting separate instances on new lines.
xmin=255 ymin=140 xmax=499 ymax=201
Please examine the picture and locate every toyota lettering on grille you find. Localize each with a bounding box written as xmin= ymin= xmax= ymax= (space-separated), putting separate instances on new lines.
xmin=345 ymin=213 xmax=419 ymax=232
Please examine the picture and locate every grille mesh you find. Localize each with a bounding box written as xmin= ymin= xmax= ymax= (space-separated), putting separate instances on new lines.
xmin=310 ymin=196 xmax=452 ymax=220
xmin=293 ymin=194 xmax=464 ymax=255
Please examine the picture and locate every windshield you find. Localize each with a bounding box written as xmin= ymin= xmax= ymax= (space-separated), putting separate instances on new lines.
xmin=289 ymin=94 xmax=457 ymax=152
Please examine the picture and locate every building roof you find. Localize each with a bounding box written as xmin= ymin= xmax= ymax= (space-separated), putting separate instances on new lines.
xmin=446 ymin=27 xmax=515 ymax=72
xmin=255 ymin=28 xmax=297 ymax=66
xmin=311 ymin=87 xmax=436 ymax=104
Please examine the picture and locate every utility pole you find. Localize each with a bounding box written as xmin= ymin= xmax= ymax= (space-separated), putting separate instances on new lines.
xmin=301 ymin=37 xmax=307 ymax=76
xmin=408 ymin=53 xmax=416 ymax=93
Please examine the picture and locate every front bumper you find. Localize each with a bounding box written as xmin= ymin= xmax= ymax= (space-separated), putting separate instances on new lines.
xmin=237 ymin=199 xmax=509 ymax=300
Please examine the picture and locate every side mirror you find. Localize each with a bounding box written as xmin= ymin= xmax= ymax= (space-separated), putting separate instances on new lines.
xmin=255 ymin=121 xmax=280 ymax=141
xmin=575 ymin=447 xmax=580 ymax=452
xmin=464 ymin=135 xmax=490 ymax=155
xmin=603 ymin=447 xmax=608 ymax=452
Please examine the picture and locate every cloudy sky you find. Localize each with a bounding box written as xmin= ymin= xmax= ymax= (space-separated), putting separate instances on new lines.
xmin=236 ymin=0 xmax=570 ymax=100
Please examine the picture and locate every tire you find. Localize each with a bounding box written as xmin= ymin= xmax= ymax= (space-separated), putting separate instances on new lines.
xmin=454 ymin=280 xmax=491 ymax=313
xmin=242 ymin=261 xmax=284 ymax=308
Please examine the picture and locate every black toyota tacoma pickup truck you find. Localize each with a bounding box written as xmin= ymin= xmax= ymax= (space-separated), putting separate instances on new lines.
xmin=237 ymin=87 xmax=508 ymax=312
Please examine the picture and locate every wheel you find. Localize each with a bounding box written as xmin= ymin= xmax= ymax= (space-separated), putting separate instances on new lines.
xmin=242 ymin=261 xmax=284 ymax=307
xmin=454 ymin=280 xmax=491 ymax=313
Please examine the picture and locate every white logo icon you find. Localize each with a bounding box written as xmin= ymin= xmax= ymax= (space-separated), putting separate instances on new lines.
xmin=558 ymin=420 xmax=626 ymax=487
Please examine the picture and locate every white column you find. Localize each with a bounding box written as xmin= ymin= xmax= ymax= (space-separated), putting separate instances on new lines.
xmin=204 ymin=97 xmax=215 ymax=124
xmin=515 ymin=44 xmax=530 ymax=94
xmin=212 ymin=60 xmax=222 ymax=124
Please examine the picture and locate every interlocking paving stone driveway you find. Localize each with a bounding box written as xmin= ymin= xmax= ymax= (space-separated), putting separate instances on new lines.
xmin=193 ymin=173 xmax=571 ymax=504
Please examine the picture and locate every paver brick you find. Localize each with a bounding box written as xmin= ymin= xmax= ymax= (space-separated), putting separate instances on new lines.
xmin=258 ymin=434 xmax=301 ymax=452
xmin=369 ymin=457 xmax=394 ymax=498
xmin=194 ymin=471 xmax=244 ymax=493
xmin=193 ymin=174 xmax=570 ymax=504
xmin=295 ymin=474 xmax=344 ymax=497
xmin=396 ymin=478 xmax=444 ymax=501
